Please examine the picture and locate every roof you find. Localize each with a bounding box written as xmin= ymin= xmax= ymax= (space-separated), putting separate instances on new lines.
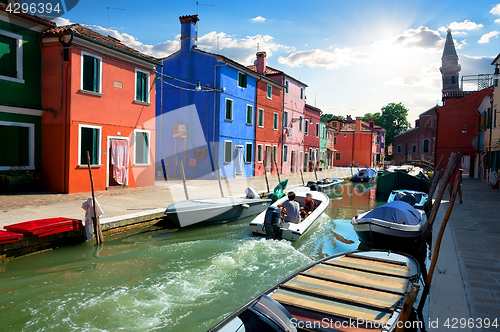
xmin=305 ymin=104 xmax=322 ymax=114
xmin=442 ymin=29 xmax=458 ymax=59
xmin=491 ymin=52 xmax=500 ymax=65
xmin=42 ymin=24 xmax=161 ymax=66
xmin=0 ymin=3 xmax=56 ymax=28
xmin=247 ymin=64 xmax=308 ymax=87
xmin=342 ymin=117 xmax=383 ymax=132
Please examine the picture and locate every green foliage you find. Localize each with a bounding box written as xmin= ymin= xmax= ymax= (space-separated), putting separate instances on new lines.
xmin=320 ymin=114 xmax=345 ymax=122
xmin=361 ymin=112 xmax=383 ymax=127
xmin=379 ymin=102 xmax=410 ymax=147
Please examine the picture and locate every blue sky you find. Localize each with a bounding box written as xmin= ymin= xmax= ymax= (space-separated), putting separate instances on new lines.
xmin=56 ymin=0 xmax=500 ymax=124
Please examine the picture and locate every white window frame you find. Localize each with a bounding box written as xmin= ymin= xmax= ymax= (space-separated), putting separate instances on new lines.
xmin=316 ymin=123 xmax=319 ymax=137
xmin=78 ymin=124 xmax=102 ymax=166
xmin=257 ymin=144 xmax=263 ymax=163
xmin=224 ymin=140 xmax=233 ymax=163
xmin=273 ymin=112 xmax=279 ymax=130
xmin=246 ymin=104 xmax=253 ymax=125
xmin=267 ymin=84 xmax=272 ymax=99
xmin=225 ymin=98 xmax=233 ymax=121
xmin=80 ymin=51 xmax=103 ymax=94
xmin=134 ymin=68 xmax=150 ymax=103
xmin=237 ymin=71 xmax=247 ymax=88
xmin=133 ymin=129 xmax=151 ymax=165
xmin=305 ymin=119 xmax=309 ymax=136
xmin=0 ymin=121 xmax=34 ymax=170
xmin=283 ymin=144 xmax=288 ymax=163
xmin=283 ymin=110 xmax=289 ymax=128
xmin=258 ymin=108 xmax=264 ymax=128
xmin=245 ymin=142 xmax=252 ymax=163
xmin=0 ymin=29 xmax=23 ymax=83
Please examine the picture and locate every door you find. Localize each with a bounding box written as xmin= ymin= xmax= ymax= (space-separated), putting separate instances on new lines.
xmin=265 ymin=146 xmax=272 ymax=172
xmin=108 ymin=138 xmax=129 ymax=187
xmin=291 ymin=150 xmax=296 ymax=173
xmin=235 ymin=146 xmax=244 ymax=175
xmin=299 ymin=151 xmax=303 ymax=172
xmin=304 ymin=153 xmax=309 ymax=172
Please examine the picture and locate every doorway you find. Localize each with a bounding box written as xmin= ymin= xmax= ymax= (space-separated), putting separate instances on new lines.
xmin=304 ymin=152 xmax=309 ymax=172
xmin=107 ymin=136 xmax=129 ymax=187
xmin=235 ymin=145 xmax=244 ymax=176
xmin=299 ymin=151 xmax=303 ymax=172
xmin=291 ymin=150 xmax=296 ymax=173
xmin=265 ymin=146 xmax=272 ymax=173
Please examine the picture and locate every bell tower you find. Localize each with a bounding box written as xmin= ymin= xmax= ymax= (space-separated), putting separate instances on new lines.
xmin=440 ymin=29 xmax=461 ymax=92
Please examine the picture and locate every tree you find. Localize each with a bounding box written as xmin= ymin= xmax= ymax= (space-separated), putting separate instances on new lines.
xmin=379 ymin=102 xmax=410 ymax=151
xmin=320 ymin=114 xmax=345 ymax=122
xmin=361 ymin=112 xmax=383 ymax=127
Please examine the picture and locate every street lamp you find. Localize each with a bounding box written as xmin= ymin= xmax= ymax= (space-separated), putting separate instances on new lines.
xmin=461 ymin=124 xmax=482 ymax=133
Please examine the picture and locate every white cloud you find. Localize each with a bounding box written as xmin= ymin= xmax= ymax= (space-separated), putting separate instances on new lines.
xmin=495 ymin=18 xmax=500 ymax=23
xmin=448 ymin=20 xmax=483 ymax=31
xmin=251 ymin=16 xmax=266 ymax=22
xmin=277 ymin=47 xmax=371 ymax=69
xmin=53 ymin=17 xmax=73 ymax=26
xmin=384 ymin=63 xmax=441 ymax=89
xmin=478 ymin=30 xmax=500 ymax=44
xmin=491 ymin=4 xmax=500 ymax=15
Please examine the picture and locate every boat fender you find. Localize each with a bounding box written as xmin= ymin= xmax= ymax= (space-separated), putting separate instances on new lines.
xmin=242 ymin=204 xmax=250 ymax=209
xmin=264 ymin=206 xmax=282 ymax=240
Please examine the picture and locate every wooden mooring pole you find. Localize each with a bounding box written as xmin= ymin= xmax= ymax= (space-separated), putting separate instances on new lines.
xmin=418 ymin=170 xmax=463 ymax=312
xmin=87 ymin=151 xmax=103 ymax=245
xmin=263 ymin=157 xmax=270 ymax=193
xmin=426 ymin=169 xmax=442 ymax=209
xmin=395 ymin=283 xmax=421 ymax=332
xmin=274 ymin=160 xmax=281 ymax=183
xmin=179 ymin=160 xmax=189 ymax=200
xmin=300 ymin=169 xmax=305 ymax=186
xmin=215 ymin=161 xmax=224 ymax=198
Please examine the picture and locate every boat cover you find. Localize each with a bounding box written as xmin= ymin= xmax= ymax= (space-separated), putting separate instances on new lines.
xmin=376 ymin=171 xmax=430 ymax=199
xmin=354 ymin=168 xmax=377 ymax=179
xmin=363 ymin=201 xmax=420 ymax=225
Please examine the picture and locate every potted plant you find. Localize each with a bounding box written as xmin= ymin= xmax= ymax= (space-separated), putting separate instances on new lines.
xmin=319 ymin=159 xmax=326 ymax=171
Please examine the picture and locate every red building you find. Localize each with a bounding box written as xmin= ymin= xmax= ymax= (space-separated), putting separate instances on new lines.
xmin=304 ymin=104 xmax=321 ymax=171
xmin=326 ymin=120 xmax=339 ymax=168
xmin=331 ymin=116 xmax=382 ymax=168
xmin=248 ymin=52 xmax=285 ymax=176
xmin=41 ymin=24 xmax=160 ymax=193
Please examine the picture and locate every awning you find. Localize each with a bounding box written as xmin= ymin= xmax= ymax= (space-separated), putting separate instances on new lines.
xmin=327 ymin=148 xmax=337 ymax=152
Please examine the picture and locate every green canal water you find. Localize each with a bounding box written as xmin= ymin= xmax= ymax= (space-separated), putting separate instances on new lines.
xmin=0 ymin=182 xmax=382 ymax=332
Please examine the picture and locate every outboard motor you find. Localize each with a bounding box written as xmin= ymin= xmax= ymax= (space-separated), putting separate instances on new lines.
xmin=264 ymin=206 xmax=282 ymax=239
xmin=239 ymin=294 xmax=297 ymax=332
xmin=306 ymin=180 xmax=319 ymax=191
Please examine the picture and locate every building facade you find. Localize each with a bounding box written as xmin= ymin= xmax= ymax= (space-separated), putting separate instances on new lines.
xmin=41 ymin=24 xmax=159 ymax=193
xmin=304 ymin=104 xmax=321 ymax=171
xmin=487 ymin=54 xmax=500 ymax=179
xmin=0 ymin=6 xmax=55 ymax=184
xmin=319 ymin=120 xmax=327 ymax=169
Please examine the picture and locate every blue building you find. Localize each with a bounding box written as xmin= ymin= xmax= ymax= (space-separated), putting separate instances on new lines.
xmin=156 ymin=15 xmax=258 ymax=179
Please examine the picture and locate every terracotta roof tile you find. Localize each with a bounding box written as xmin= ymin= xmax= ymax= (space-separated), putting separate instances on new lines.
xmin=42 ymin=24 xmax=161 ymax=65
xmin=247 ymin=65 xmax=282 ymax=75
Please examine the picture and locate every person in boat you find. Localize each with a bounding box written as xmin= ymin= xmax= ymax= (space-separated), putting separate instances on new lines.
xmin=302 ymin=192 xmax=317 ymax=217
xmin=278 ymin=191 xmax=301 ymax=223
xmin=447 ymin=160 xmax=463 ymax=204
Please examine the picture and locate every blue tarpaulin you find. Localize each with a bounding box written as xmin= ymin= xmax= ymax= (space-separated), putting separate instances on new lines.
xmin=363 ymin=201 xmax=420 ymax=225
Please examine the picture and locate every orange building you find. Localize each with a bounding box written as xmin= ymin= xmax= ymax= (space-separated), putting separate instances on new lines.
xmin=330 ymin=116 xmax=383 ymax=168
xmin=40 ymin=25 xmax=160 ymax=193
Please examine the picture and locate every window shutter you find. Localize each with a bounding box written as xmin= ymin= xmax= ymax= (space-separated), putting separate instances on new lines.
xmin=82 ymin=55 xmax=93 ymax=91
xmin=242 ymin=74 xmax=247 ymax=88
xmin=93 ymin=57 xmax=99 ymax=92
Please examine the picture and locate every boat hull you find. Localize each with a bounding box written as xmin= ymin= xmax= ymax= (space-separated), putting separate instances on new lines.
xmin=351 ymin=168 xmax=377 ymax=182
xmin=166 ymin=198 xmax=271 ymax=227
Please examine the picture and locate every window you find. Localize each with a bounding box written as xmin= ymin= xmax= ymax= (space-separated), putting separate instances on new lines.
xmin=81 ymin=52 xmax=102 ymax=93
xmin=224 ymin=140 xmax=233 ymax=163
xmin=0 ymin=121 xmax=34 ymax=170
xmin=305 ymin=119 xmax=309 ymax=136
xmin=299 ymin=116 xmax=303 ymax=131
xmin=134 ymin=130 xmax=150 ymax=165
xmin=246 ymin=105 xmax=253 ymax=125
xmin=283 ymin=111 xmax=289 ymax=128
xmin=245 ymin=142 xmax=252 ymax=163
xmin=0 ymin=30 xmax=23 ymax=82
xmin=335 ymin=152 xmax=341 ymax=160
xmin=135 ymin=69 xmax=149 ymax=102
xmin=258 ymin=108 xmax=264 ymax=127
xmin=238 ymin=72 xmax=247 ymax=88
xmin=412 ymin=145 xmax=417 ymax=154
xmin=300 ymin=87 xmax=304 ymax=99
xmin=273 ymin=113 xmax=279 ymax=130
xmin=494 ymin=108 xmax=497 ymax=128
xmin=257 ymin=144 xmax=263 ymax=162
xmin=283 ymin=145 xmax=288 ymax=162
xmin=334 ymin=136 xmax=337 ymax=145
xmin=284 ymin=80 xmax=289 ymax=94
xmin=332 ymin=121 xmax=338 ymax=129
xmin=272 ymin=146 xmax=277 ymax=162
xmin=397 ymin=145 xmax=402 ymax=153
xmin=79 ymin=125 xmax=101 ymax=166
xmin=225 ymin=99 xmax=233 ymax=121
xmin=316 ymin=123 xmax=319 ymax=137
xmin=423 ymin=139 xmax=430 ymax=154
xmin=267 ymin=84 xmax=272 ymax=99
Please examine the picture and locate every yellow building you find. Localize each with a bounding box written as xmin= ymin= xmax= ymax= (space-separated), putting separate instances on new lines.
xmin=489 ymin=54 xmax=500 ymax=179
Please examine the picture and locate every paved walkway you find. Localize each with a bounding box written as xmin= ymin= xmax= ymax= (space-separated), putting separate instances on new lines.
xmin=0 ymin=167 xmax=355 ymax=228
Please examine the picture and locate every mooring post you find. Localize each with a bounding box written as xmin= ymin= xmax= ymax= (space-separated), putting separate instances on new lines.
xmin=179 ymin=160 xmax=189 ymax=200
xmin=215 ymin=161 xmax=224 ymax=198
xmin=87 ymin=151 xmax=103 ymax=245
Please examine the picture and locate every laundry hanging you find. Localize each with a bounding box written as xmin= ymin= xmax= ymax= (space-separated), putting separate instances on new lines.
xmin=111 ymin=139 xmax=129 ymax=185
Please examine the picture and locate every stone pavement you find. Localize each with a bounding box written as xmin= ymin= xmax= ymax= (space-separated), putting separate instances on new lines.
xmin=0 ymin=167 xmax=355 ymax=228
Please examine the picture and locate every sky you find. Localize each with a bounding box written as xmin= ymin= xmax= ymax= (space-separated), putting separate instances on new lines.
xmin=55 ymin=0 xmax=500 ymax=124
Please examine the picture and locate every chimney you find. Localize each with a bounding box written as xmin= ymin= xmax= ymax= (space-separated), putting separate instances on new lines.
xmin=369 ymin=118 xmax=374 ymax=128
xmin=355 ymin=117 xmax=362 ymax=132
xmin=256 ymin=52 xmax=267 ymax=75
xmin=179 ymin=15 xmax=199 ymax=52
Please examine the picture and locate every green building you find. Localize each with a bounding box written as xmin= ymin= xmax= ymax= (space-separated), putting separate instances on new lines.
xmin=0 ymin=8 xmax=55 ymax=177
xmin=319 ymin=120 xmax=327 ymax=168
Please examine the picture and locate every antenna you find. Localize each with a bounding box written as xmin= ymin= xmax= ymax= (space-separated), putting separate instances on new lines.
xmin=315 ymin=93 xmax=317 ymax=107
xmin=257 ymin=42 xmax=259 ymax=52
xmin=195 ymin=2 xmax=215 ymax=45
xmin=107 ymin=7 xmax=125 ymax=36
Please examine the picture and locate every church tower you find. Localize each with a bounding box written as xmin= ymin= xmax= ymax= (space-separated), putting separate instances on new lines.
xmin=440 ymin=29 xmax=461 ymax=92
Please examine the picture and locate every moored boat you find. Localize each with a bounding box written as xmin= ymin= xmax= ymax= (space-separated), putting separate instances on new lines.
xmin=351 ymin=201 xmax=428 ymax=249
xmin=388 ymin=190 xmax=428 ymax=210
xmin=376 ymin=168 xmax=430 ymax=199
xmin=351 ymin=168 xmax=377 ymax=182
xmin=165 ymin=188 xmax=272 ymax=227
xmin=209 ymin=250 xmax=420 ymax=332
xmin=249 ymin=190 xmax=329 ymax=241
xmin=306 ymin=178 xmax=344 ymax=192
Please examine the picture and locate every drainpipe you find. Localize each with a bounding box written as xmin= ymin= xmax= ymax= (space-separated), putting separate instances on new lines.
xmin=213 ymin=63 xmax=227 ymax=176
xmin=255 ymin=75 xmax=262 ymax=176
xmin=280 ymin=76 xmax=285 ymax=173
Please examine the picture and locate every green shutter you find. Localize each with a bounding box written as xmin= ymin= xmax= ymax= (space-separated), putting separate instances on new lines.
xmin=246 ymin=143 xmax=252 ymax=162
xmin=93 ymin=57 xmax=100 ymax=92
xmin=225 ymin=141 xmax=232 ymax=163
xmin=81 ymin=127 xmax=100 ymax=165
xmin=246 ymin=106 xmax=252 ymax=124
xmin=226 ymin=99 xmax=232 ymax=120
xmin=257 ymin=145 xmax=262 ymax=161
xmin=136 ymin=71 xmax=148 ymax=102
xmin=0 ymin=34 xmax=17 ymax=78
xmin=135 ymin=132 xmax=149 ymax=164
xmin=82 ymin=55 xmax=100 ymax=92
xmin=242 ymin=74 xmax=247 ymax=88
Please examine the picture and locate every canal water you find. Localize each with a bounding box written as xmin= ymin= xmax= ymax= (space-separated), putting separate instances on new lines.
xmin=1 ymin=182 xmax=385 ymax=332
